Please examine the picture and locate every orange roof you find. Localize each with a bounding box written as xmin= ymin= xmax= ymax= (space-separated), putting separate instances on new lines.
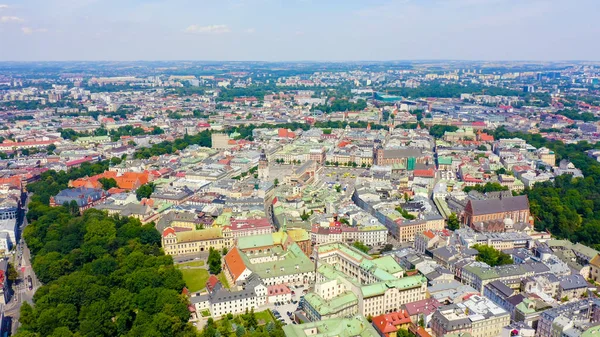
xmin=372 ymin=311 xmax=412 ymax=336
xmin=114 ymin=171 xmax=149 ymax=190
xmin=141 ymin=198 xmax=154 ymax=207
xmin=107 ymin=187 xmax=127 ymax=194
xmin=0 ymin=176 xmax=23 ymax=189
xmin=478 ymin=133 xmax=494 ymax=142
xmin=162 ymin=227 xmax=176 ymax=237
xmin=423 ymin=230 xmax=435 ymax=239
xmin=412 ymin=326 xmax=433 ymax=337
xmin=224 ymin=247 xmax=247 ymax=282
xmin=206 ymin=275 xmax=219 ymax=291
xmin=414 ymin=168 xmax=435 ymax=178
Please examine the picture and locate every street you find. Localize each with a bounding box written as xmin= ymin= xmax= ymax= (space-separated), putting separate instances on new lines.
xmin=2 ymin=193 xmax=40 ymax=336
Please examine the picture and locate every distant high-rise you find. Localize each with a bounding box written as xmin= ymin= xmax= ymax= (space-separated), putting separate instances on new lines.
xmin=523 ymin=85 xmax=535 ymax=93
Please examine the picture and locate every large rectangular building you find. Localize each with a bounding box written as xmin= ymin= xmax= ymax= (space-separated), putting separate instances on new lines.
xmin=463 ymin=195 xmax=530 ymax=229
xmin=430 ymin=295 xmax=510 ymax=337
xmin=302 ymin=243 xmax=427 ymax=320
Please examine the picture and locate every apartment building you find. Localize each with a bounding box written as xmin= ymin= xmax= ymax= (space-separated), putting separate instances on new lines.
xmin=161 ymin=227 xmax=233 ymax=256
xmin=302 ymin=243 xmax=427 ymax=320
xmin=430 ymin=295 xmax=510 ymax=337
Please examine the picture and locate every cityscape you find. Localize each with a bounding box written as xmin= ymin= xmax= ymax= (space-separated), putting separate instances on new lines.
xmin=1 ymin=2 xmax=600 ymax=337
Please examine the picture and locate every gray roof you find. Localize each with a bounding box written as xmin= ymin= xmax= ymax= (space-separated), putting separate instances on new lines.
xmin=208 ymin=273 xmax=263 ymax=304
xmin=559 ymin=274 xmax=588 ymax=290
xmin=468 ymin=195 xmax=529 ymax=216
xmin=382 ymin=148 xmax=425 ymax=159
xmin=488 ymin=280 xmax=515 ymax=298
xmin=54 ymin=187 xmax=106 ymax=207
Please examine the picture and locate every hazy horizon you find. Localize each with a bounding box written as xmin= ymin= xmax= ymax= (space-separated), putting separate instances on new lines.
xmin=1 ymin=0 xmax=599 ymax=62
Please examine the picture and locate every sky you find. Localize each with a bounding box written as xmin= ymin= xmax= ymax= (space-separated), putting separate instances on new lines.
xmin=0 ymin=0 xmax=599 ymax=62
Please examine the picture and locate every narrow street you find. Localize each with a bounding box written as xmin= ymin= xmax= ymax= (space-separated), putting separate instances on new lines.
xmin=2 ymin=193 xmax=40 ymax=335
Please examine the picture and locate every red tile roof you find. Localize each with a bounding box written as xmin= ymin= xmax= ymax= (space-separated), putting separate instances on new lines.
xmin=372 ymin=311 xmax=412 ymax=336
xmin=162 ymin=227 xmax=176 ymax=237
xmin=206 ymin=275 xmax=219 ymax=292
xmin=414 ymin=168 xmax=435 ymax=178
xmin=224 ymin=247 xmax=247 ymax=282
xmin=267 ymin=284 xmax=291 ymax=296
xmin=423 ymin=230 xmax=435 ymax=239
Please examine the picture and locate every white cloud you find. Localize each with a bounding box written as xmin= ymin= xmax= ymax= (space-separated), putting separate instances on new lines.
xmin=21 ymin=27 xmax=48 ymax=35
xmin=1 ymin=16 xmax=24 ymax=23
xmin=0 ymin=4 xmax=9 ymax=9
xmin=244 ymin=28 xmax=256 ymax=34
xmin=184 ymin=24 xmax=230 ymax=34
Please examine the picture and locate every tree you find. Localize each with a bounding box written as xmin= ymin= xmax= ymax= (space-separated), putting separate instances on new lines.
xmin=380 ymin=244 xmax=394 ymax=254
xmin=46 ymin=144 xmax=57 ymax=154
xmin=429 ymin=125 xmax=459 ymax=138
xmin=352 ymin=241 xmax=370 ymax=254
xmin=472 ymin=244 xmax=513 ymax=267
xmin=222 ymin=247 xmax=228 ymax=256
xmin=68 ymin=200 xmax=79 ymax=215
xmin=463 ymin=182 xmax=508 ymax=193
xmin=395 ymin=207 xmax=416 ymax=220
xmin=7 ymin=263 xmax=18 ymax=283
xmin=98 ymin=177 xmax=118 ymax=190
xmin=447 ymin=213 xmax=460 ymax=231
xmin=17 ymin=203 xmax=194 ymax=337
xmin=273 ymin=178 xmax=279 ymax=187
xmin=110 ymin=157 xmax=122 ymax=166
xmin=135 ymin=183 xmax=155 ymax=201
xmin=495 ymin=167 xmax=507 ymax=175
xmin=208 ymin=247 xmax=222 ymax=275
xmin=300 ymin=210 xmax=310 ymax=221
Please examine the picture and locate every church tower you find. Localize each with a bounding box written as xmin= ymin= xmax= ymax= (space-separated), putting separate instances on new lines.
xmin=258 ymin=150 xmax=269 ymax=180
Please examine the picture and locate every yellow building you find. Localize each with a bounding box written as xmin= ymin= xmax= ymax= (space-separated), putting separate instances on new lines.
xmin=161 ymin=227 xmax=233 ymax=256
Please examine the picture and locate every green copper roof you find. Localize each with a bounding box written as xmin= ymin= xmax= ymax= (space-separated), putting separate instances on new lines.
xmin=282 ymin=316 xmax=379 ymax=337
xmin=303 ymin=291 xmax=358 ymax=316
xmin=361 ymin=275 xmax=426 ymax=298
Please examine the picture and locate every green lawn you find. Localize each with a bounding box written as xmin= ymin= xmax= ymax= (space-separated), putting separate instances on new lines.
xmin=180 ymin=268 xmax=209 ymax=292
xmin=178 ymin=260 xmax=205 ymax=267
xmin=217 ymin=272 xmax=230 ymax=288
xmin=254 ymin=310 xmax=275 ymax=325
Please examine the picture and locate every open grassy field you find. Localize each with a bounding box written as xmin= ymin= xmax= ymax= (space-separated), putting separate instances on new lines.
xmin=180 ymin=268 xmax=209 ymax=292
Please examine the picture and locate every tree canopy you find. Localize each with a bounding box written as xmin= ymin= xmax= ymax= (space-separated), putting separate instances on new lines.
xmin=16 ymin=203 xmax=195 ymax=337
xmin=472 ymin=244 xmax=514 ymax=267
xmin=429 ymin=125 xmax=459 ymax=138
xmin=135 ymin=183 xmax=155 ymax=201
xmin=463 ymin=182 xmax=509 ymax=194
xmin=447 ymin=213 xmax=460 ymax=231
xmin=491 ymin=127 xmax=600 ymax=249
xmin=26 ymin=161 xmax=110 ymax=205
xmin=352 ymin=241 xmax=370 ymax=254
